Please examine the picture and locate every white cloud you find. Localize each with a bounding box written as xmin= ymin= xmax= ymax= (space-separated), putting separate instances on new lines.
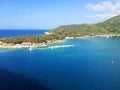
xmin=87 ymin=1 xmax=114 ymax=12
xmin=86 ymin=0 xmax=120 ymax=19
xmin=86 ymin=13 xmax=116 ymax=19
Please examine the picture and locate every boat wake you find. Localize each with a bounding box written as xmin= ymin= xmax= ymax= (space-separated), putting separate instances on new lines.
xmin=48 ymin=45 xmax=74 ymax=49
xmin=30 ymin=45 xmax=75 ymax=50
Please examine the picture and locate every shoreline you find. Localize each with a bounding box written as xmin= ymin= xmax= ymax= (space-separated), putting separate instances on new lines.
xmin=65 ymin=34 xmax=120 ymax=39
xmin=0 ymin=34 xmax=120 ymax=49
xmin=0 ymin=45 xmax=23 ymax=49
xmin=0 ymin=40 xmax=63 ymax=49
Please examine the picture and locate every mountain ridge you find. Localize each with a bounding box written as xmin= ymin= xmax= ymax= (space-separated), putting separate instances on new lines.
xmin=49 ymin=15 xmax=120 ymax=37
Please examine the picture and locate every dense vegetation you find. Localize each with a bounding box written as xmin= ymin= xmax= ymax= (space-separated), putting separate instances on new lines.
xmin=1 ymin=34 xmax=64 ymax=44
xmin=1 ymin=15 xmax=120 ymax=44
xmin=49 ymin=15 xmax=120 ymax=37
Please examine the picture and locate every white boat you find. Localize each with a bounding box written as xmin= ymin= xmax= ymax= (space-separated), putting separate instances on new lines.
xmin=29 ymin=46 xmax=36 ymax=51
xmin=112 ymin=61 xmax=114 ymax=64
xmin=106 ymin=36 xmax=110 ymax=38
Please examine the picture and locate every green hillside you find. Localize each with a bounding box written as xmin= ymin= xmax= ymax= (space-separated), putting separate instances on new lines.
xmin=49 ymin=15 xmax=120 ymax=37
xmin=1 ymin=15 xmax=120 ymax=44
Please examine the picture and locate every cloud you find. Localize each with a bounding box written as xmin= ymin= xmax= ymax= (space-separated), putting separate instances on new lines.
xmin=86 ymin=0 xmax=120 ymax=19
xmin=86 ymin=1 xmax=114 ymax=12
xmin=86 ymin=13 xmax=116 ymax=19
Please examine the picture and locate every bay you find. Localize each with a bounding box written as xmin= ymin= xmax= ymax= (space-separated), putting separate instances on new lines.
xmin=0 ymin=35 xmax=120 ymax=90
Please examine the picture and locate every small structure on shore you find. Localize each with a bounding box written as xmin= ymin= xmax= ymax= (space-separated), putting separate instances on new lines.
xmin=21 ymin=42 xmax=32 ymax=48
xmin=45 ymin=32 xmax=54 ymax=35
xmin=65 ymin=37 xmax=74 ymax=39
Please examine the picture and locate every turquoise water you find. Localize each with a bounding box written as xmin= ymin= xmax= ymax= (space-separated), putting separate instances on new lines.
xmin=0 ymin=37 xmax=120 ymax=90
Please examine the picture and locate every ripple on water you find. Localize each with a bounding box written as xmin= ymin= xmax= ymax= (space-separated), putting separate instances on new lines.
xmin=0 ymin=48 xmax=17 ymax=53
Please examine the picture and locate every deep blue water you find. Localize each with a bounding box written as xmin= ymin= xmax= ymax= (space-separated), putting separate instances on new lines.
xmin=0 ymin=30 xmax=47 ymax=38
xmin=0 ymin=31 xmax=120 ymax=90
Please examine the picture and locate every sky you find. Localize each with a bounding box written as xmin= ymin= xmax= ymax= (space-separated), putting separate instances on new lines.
xmin=0 ymin=0 xmax=120 ymax=29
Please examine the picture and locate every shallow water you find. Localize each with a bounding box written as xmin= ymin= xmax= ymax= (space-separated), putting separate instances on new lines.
xmin=0 ymin=37 xmax=120 ymax=90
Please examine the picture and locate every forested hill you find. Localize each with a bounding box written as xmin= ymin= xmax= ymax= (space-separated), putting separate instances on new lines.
xmin=49 ymin=15 xmax=120 ymax=37
xmin=1 ymin=15 xmax=120 ymax=44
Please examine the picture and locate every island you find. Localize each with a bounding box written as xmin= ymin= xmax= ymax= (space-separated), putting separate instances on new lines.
xmin=0 ymin=15 xmax=120 ymax=49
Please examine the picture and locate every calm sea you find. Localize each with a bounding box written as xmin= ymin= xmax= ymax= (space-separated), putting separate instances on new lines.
xmin=0 ymin=30 xmax=120 ymax=90
xmin=0 ymin=30 xmax=47 ymax=38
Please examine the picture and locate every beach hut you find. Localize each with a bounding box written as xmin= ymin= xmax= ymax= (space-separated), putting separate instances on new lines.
xmin=21 ymin=42 xmax=32 ymax=47
xmin=45 ymin=32 xmax=54 ymax=35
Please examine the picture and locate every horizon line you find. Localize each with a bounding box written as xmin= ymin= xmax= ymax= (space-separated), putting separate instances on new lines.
xmin=0 ymin=29 xmax=50 ymax=30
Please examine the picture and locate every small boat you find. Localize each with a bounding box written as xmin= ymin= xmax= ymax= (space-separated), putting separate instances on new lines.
xmin=29 ymin=46 xmax=35 ymax=51
xmin=106 ymin=36 xmax=110 ymax=38
xmin=112 ymin=61 xmax=114 ymax=64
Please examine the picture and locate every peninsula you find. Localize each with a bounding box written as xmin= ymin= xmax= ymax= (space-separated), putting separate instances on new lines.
xmin=0 ymin=15 xmax=120 ymax=48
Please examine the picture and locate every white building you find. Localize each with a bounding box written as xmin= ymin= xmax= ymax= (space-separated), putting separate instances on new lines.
xmin=45 ymin=32 xmax=54 ymax=35
xmin=21 ymin=42 xmax=32 ymax=48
